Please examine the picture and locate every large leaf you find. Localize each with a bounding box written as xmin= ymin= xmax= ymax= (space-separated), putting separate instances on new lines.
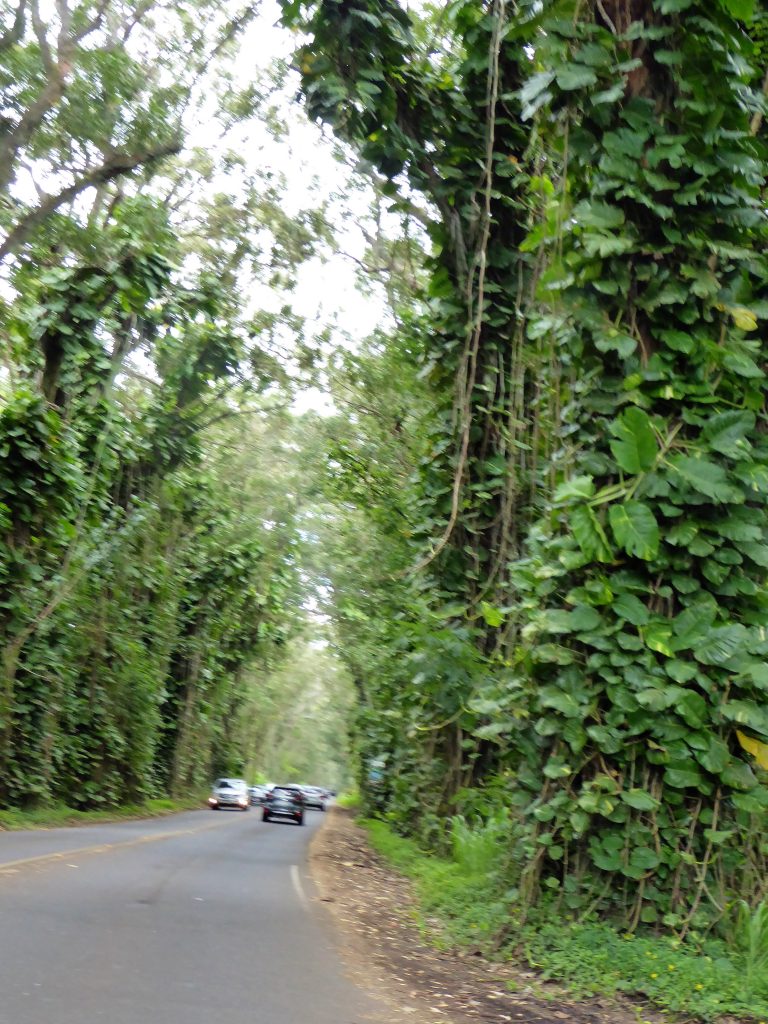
xmin=672 ymin=597 xmax=717 ymax=649
xmin=621 ymin=788 xmax=660 ymax=811
xmin=642 ymin=621 xmax=675 ymax=656
xmin=693 ymin=624 xmax=748 ymax=666
xmin=609 ymin=501 xmax=659 ymax=560
xmin=613 ymin=592 xmax=650 ymax=626
xmin=556 ymin=63 xmax=598 ymax=90
xmin=717 ymin=0 xmax=755 ymax=20
xmin=736 ymin=729 xmax=768 ymax=769
xmin=737 ymin=541 xmax=768 ymax=567
xmin=668 ymin=456 xmax=742 ymax=502
xmin=721 ymin=699 xmax=768 ymax=737
xmin=570 ymin=504 xmax=613 ymax=562
xmin=677 ymin=691 xmax=708 ymax=729
xmin=665 ymin=766 xmax=704 ymax=789
xmin=609 ymin=407 xmax=657 ymax=474
xmin=554 ymin=475 xmax=595 ymax=503
xmin=701 ymin=410 xmax=755 ymax=458
xmin=721 ymin=760 xmax=758 ymax=791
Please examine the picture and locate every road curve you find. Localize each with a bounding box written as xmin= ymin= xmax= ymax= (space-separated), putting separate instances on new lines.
xmin=0 ymin=808 xmax=385 ymax=1024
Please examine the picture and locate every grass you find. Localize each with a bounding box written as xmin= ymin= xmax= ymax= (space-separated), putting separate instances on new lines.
xmin=336 ymin=789 xmax=361 ymax=810
xmin=0 ymin=796 xmax=204 ymax=831
xmin=363 ymin=818 xmax=510 ymax=947
xmin=360 ymin=817 xmax=768 ymax=1023
xmin=525 ymin=920 xmax=768 ymax=1022
xmin=734 ymin=898 xmax=768 ymax=996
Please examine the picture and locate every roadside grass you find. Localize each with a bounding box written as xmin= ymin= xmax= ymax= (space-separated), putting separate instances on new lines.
xmin=361 ymin=818 xmax=768 ymax=1023
xmin=336 ymin=789 xmax=361 ymax=810
xmin=0 ymin=796 xmax=205 ymax=830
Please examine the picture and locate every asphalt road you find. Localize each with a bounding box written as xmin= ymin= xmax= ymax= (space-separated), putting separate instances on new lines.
xmin=0 ymin=808 xmax=385 ymax=1024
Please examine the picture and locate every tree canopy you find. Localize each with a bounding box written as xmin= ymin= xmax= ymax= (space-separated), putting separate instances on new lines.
xmin=3 ymin=0 xmax=768 ymax=955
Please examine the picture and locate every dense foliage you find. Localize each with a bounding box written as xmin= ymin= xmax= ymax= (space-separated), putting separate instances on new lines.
xmin=5 ymin=0 xmax=768 ymax=969
xmin=281 ymin=0 xmax=768 ymax=938
xmin=0 ymin=0 xmax=344 ymax=807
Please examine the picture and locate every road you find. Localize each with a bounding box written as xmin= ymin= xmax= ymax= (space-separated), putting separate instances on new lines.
xmin=0 ymin=808 xmax=385 ymax=1024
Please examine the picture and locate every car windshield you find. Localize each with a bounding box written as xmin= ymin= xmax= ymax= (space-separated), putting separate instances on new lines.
xmin=216 ymin=779 xmax=242 ymax=789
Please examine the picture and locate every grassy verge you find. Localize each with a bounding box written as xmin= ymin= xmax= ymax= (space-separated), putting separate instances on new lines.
xmin=0 ymin=796 xmax=205 ymax=830
xmin=361 ymin=818 xmax=768 ymax=1023
xmin=335 ymin=789 xmax=361 ymax=810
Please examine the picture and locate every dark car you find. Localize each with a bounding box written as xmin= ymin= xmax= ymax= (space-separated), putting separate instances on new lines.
xmin=262 ymin=785 xmax=304 ymax=825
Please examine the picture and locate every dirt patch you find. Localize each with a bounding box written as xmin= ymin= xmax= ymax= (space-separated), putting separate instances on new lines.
xmin=308 ymin=807 xmax=668 ymax=1024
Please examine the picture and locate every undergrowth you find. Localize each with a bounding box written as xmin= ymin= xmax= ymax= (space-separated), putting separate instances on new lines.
xmin=0 ymin=797 xmax=203 ymax=830
xmin=361 ymin=817 xmax=768 ymax=1022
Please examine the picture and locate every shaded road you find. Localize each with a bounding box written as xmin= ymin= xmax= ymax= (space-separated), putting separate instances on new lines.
xmin=0 ymin=808 xmax=384 ymax=1024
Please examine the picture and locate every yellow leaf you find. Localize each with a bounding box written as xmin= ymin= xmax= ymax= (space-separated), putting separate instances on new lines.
xmin=731 ymin=307 xmax=758 ymax=331
xmin=736 ymin=729 xmax=768 ymax=769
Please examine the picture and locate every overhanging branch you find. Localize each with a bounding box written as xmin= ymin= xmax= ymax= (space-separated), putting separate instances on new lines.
xmin=0 ymin=140 xmax=181 ymax=263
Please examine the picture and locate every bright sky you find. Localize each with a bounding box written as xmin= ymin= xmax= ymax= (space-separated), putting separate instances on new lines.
xmin=197 ymin=0 xmax=395 ymax=414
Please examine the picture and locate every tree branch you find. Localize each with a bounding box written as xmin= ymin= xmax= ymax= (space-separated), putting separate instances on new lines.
xmin=0 ymin=140 xmax=181 ymax=262
xmin=0 ymin=0 xmax=27 ymax=54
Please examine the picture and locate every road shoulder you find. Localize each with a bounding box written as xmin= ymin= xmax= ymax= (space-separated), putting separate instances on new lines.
xmin=308 ymin=807 xmax=667 ymax=1024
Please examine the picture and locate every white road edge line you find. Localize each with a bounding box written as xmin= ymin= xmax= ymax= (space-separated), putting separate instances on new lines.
xmin=291 ymin=864 xmax=309 ymax=910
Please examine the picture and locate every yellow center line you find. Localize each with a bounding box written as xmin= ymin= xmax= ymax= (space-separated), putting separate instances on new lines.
xmin=0 ymin=818 xmax=233 ymax=874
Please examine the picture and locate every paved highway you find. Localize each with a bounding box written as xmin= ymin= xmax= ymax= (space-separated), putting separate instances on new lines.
xmin=0 ymin=808 xmax=385 ymax=1024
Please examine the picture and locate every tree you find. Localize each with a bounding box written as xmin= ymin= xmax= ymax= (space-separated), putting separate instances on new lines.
xmin=281 ymin=0 xmax=768 ymax=932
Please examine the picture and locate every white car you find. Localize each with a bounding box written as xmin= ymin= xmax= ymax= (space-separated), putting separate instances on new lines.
xmin=208 ymin=778 xmax=250 ymax=811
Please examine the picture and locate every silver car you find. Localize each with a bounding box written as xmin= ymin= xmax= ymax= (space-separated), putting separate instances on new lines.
xmin=208 ymin=778 xmax=250 ymax=811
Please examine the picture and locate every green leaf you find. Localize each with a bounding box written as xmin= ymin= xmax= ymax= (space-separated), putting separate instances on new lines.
xmin=721 ymin=699 xmax=768 ymax=737
xmin=573 ymin=201 xmax=625 ymax=230
xmin=720 ymin=760 xmax=757 ymax=790
xmin=672 ymin=598 xmax=717 ymax=649
xmin=613 ymin=593 xmax=649 ymax=626
xmin=694 ymin=624 xmax=749 ymax=666
xmin=621 ymin=788 xmax=660 ymax=811
xmin=554 ymin=475 xmax=595 ymax=503
xmin=556 ymin=64 xmax=598 ymax=90
xmin=666 ymin=660 xmax=698 ymax=683
xmin=664 ymin=766 xmax=703 ymax=789
xmin=540 ymin=689 xmax=583 ymax=718
xmin=677 ymin=691 xmax=708 ymax=729
xmin=479 ymin=602 xmax=504 ymax=628
xmin=717 ymin=0 xmax=755 ymax=20
xmin=519 ymin=71 xmax=556 ymax=119
xmin=569 ymin=605 xmax=602 ymax=631
xmin=737 ymin=542 xmax=768 ymax=567
xmin=629 ymin=847 xmax=660 ymax=870
xmin=701 ymin=410 xmax=755 ymax=458
xmin=642 ymin=621 xmax=674 ymax=656
xmin=570 ymin=505 xmax=613 ymax=562
xmin=609 ymin=407 xmax=657 ymax=474
xmin=668 ymin=456 xmax=742 ymax=502
xmin=698 ymin=737 xmax=730 ymax=774
xmin=609 ymin=502 xmax=659 ymax=560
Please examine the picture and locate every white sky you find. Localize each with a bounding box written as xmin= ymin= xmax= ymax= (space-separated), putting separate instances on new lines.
xmin=187 ymin=0 xmax=395 ymax=414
